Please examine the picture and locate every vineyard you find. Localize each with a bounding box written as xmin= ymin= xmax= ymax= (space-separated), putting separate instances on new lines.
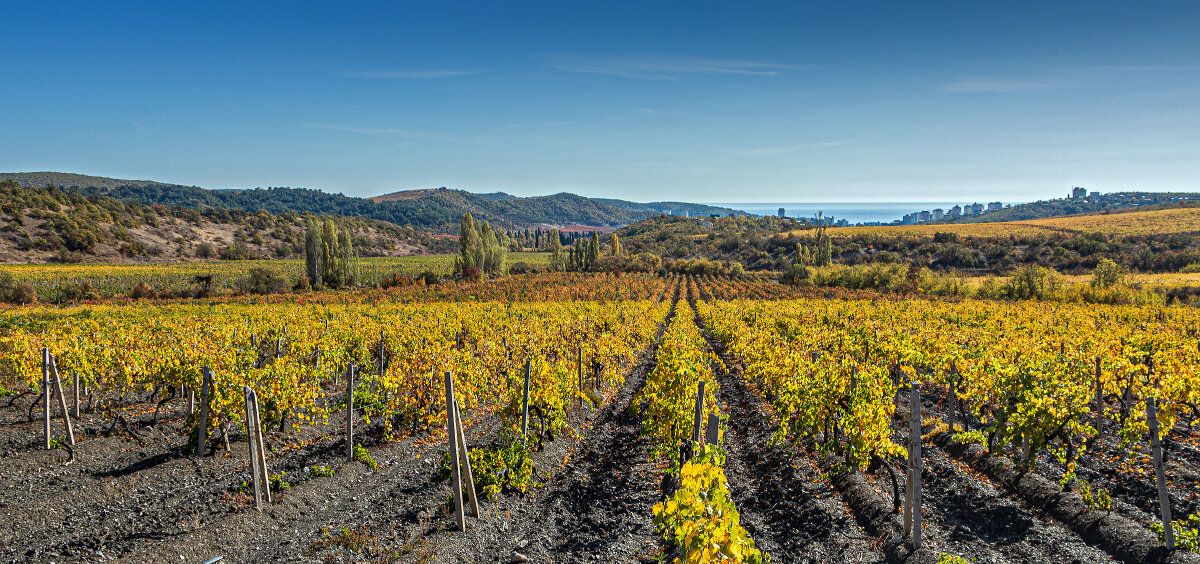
xmin=1 ymin=272 xmax=1199 ymax=563
xmin=2 ymin=253 xmax=553 ymax=301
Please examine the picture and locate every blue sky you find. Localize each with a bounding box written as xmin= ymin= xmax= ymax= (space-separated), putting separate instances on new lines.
xmin=1 ymin=1 xmax=1197 ymax=202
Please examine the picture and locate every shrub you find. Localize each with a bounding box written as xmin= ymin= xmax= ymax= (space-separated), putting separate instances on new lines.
xmin=460 ymin=265 xmax=481 ymax=282
xmin=195 ymin=242 xmax=215 ymax=259
xmin=420 ymin=271 xmax=440 ymax=285
xmin=781 ymin=264 xmax=810 ymax=285
xmin=508 ymin=261 xmax=537 ymax=275
xmin=129 ymin=282 xmax=157 ymax=300
xmin=1181 ymin=262 xmax=1200 ymax=274
xmin=9 ymin=283 xmax=36 ymax=305
xmin=1090 ymin=258 xmax=1125 ymax=289
xmin=236 ymin=267 xmax=289 ymax=295
xmin=56 ymin=282 xmax=99 ymax=302
xmin=1003 ymin=265 xmax=1062 ymax=300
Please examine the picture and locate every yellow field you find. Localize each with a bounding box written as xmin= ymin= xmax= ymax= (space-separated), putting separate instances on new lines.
xmin=0 ymin=252 xmax=551 ymax=299
xmin=816 ymin=206 xmax=1200 ymax=238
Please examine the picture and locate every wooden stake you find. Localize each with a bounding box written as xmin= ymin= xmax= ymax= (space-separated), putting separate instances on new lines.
xmin=453 ymin=392 xmax=479 ymax=518
xmin=705 ymin=412 xmax=720 ymax=446
xmin=72 ymin=370 xmax=79 ymax=420
xmin=521 ymin=359 xmax=531 ymax=443
xmin=49 ymin=356 xmax=74 ymax=446
xmin=905 ymin=381 xmax=923 ymax=550
xmin=42 ymin=348 xmax=51 ymax=450
xmin=1146 ymin=398 xmax=1174 ymax=550
xmin=577 ymin=344 xmax=584 ymax=408
xmin=445 ymin=371 xmax=465 ymax=532
xmin=195 ymin=367 xmax=212 ymax=457
xmin=692 ymin=380 xmax=706 ymax=445
xmin=244 ymin=387 xmax=264 ymax=510
xmin=252 ymin=390 xmax=270 ymax=504
xmin=1094 ymin=357 xmax=1103 ymax=439
xmin=346 ymin=365 xmax=356 ymax=461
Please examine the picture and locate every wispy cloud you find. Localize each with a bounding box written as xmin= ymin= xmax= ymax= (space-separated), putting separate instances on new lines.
xmin=343 ymin=69 xmax=475 ymax=79
xmin=1091 ymin=65 xmax=1197 ymax=71
xmin=548 ymin=55 xmax=805 ymax=79
xmin=506 ymin=120 xmax=583 ymax=128
xmin=942 ymin=76 xmax=1069 ymax=93
xmin=740 ymin=142 xmax=843 ymax=156
xmin=306 ymin=123 xmax=403 ymax=135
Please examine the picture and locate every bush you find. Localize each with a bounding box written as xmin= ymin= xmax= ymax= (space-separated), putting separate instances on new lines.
xmin=1181 ymin=262 xmax=1200 ymax=274
xmin=1003 ymin=265 xmax=1062 ymax=300
xmin=55 ymin=282 xmax=98 ymax=303
xmin=379 ymin=272 xmax=416 ymax=289
xmin=1090 ymin=258 xmax=1125 ymax=289
xmin=236 ymin=267 xmax=289 ymax=295
xmin=9 ymin=283 xmax=36 ymax=304
xmin=129 ymin=282 xmax=157 ymax=300
xmin=459 ymin=265 xmax=481 ymax=282
xmin=195 ymin=242 xmax=215 ymax=259
xmin=781 ymin=264 xmax=810 ymax=285
xmin=508 ymin=261 xmax=538 ymax=275
xmin=420 ymin=271 xmax=440 ymax=285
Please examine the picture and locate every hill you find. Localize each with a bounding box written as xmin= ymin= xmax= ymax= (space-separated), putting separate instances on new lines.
xmin=0 ymin=179 xmax=451 ymax=264
xmin=0 ymin=172 xmax=745 ymax=233
xmin=823 ymin=202 xmax=1200 ymax=239
xmin=947 ymin=191 xmax=1199 ymax=223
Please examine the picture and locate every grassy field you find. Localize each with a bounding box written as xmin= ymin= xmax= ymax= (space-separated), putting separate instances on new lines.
xmin=1 ymin=252 xmax=551 ymax=300
xmin=817 ymin=206 xmax=1200 ymax=238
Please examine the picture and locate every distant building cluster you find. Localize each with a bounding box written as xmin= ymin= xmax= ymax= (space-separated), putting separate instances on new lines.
xmin=898 ymin=201 xmax=1005 ymax=225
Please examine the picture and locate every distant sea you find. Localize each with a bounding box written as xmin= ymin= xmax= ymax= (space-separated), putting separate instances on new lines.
xmin=708 ymin=202 xmax=985 ymax=224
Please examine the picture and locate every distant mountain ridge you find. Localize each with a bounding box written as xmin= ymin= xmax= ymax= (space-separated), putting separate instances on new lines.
xmin=0 ymin=172 xmax=745 ymax=233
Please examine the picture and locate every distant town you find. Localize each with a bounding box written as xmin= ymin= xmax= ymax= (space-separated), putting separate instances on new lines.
xmin=660 ymin=187 xmax=1196 ymax=228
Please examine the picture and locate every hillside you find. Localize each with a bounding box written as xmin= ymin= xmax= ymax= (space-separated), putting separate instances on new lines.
xmin=824 ymin=202 xmax=1200 ymax=239
xmin=0 ymin=172 xmax=744 ymax=234
xmin=0 ymin=180 xmax=452 ymax=264
xmin=948 ymin=191 xmax=1198 ymax=223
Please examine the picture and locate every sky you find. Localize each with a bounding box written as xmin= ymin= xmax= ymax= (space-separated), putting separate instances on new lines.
xmin=1 ymin=1 xmax=1198 ymax=203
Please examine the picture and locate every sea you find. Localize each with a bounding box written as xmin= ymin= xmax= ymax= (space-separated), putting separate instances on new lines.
xmin=707 ymin=202 xmax=990 ymax=225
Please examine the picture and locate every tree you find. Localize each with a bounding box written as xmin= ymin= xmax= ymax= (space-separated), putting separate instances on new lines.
xmin=548 ymin=228 xmax=563 ymax=271
xmin=814 ymin=212 xmax=832 ymax=267
xmin=304 ymin=218 xmax=358 ymax=289
xmin=610 ymin=233 xmax=621 ymax=256
xmin=457 ymin=212 xmax=480 ymax=271
xmin=304 ymin=218 xmax=322 ymax=287
xmin=453 ymin=212 xmax=504 ymax=278
xmin=587 ymin=231 xmax=600 ymax=268
xmin=1091 ymin=258 xmax=1125 ymax=289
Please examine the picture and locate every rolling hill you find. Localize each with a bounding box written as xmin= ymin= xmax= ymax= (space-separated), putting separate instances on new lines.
xmin=0 ymin=172 xmax=745 ymax=233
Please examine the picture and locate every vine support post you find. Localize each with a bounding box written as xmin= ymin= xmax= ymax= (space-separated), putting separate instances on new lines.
xmin=1146 ymin=398 xmax=1174 ymax=550
xmin=72 ymin=371 xmax=79 ymax=420
xmin=692 ymin=380 xmax=706 ymax=446
xmin=346 ymin=365 xmax=356 ymax=461
xmin=243 ymin=386 xmax=271 ymax=510
xmin=41 ymin=348 xmax=50 ymax=450
xmin=577 ymin=343 xmax=584 ymax=408
xmin=50 ymin=356 xmax=74 ymax=446
xmin=195 ymin=367 xmax=212 ymax=457
xmin=947 ymin=373 xmax=957 ymax=433
xmin=705 ymin=412 xmax=720 ymax=446
xmin=521 ymin=359 xmax=531 ymax=444
xmin=452 ymin=387 xmax=479 ymax=518
xmin=904 ymin=380 xmax=923 ymax=550
xmin=1093 ymin=357 xmax=1103 ymax=439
